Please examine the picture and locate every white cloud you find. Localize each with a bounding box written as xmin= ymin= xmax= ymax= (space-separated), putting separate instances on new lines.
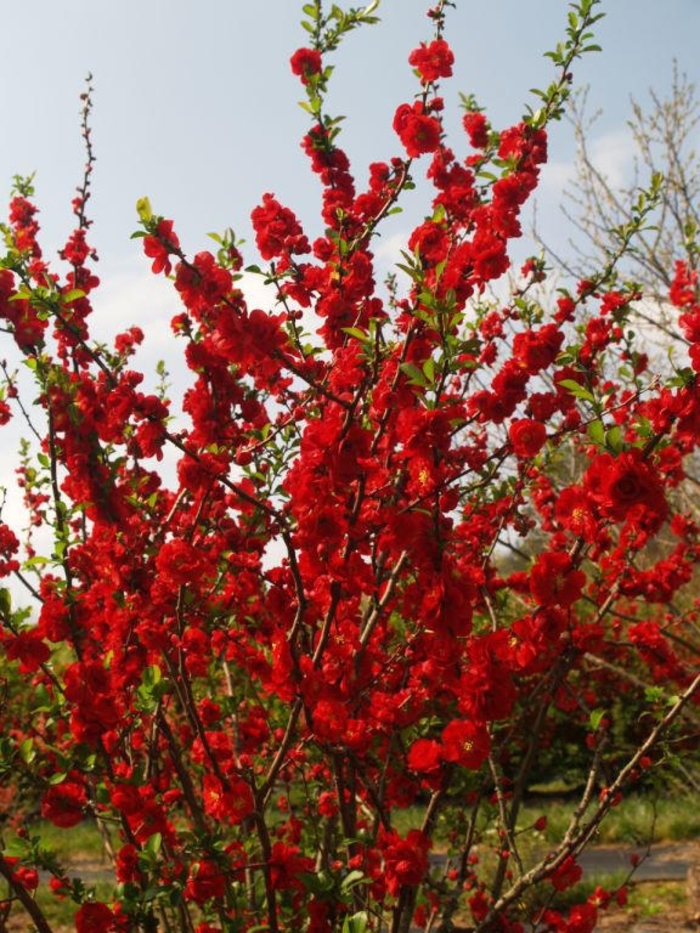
xmin=539 ymin=159 xmax=577 ymax=198
xmin=588 ymin=127 xmax=637 ymax=189
xmin=374 ymin=230 xmax=410 ymax=271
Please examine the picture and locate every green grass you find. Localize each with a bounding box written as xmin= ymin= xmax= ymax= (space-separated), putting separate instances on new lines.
xmin=520 ymin=791 xmax=700 ymax=844
xmin=627 ymin=880 xmax=687 ymax=918
xmin=4 ymin=881 xmax=114 ymax=933
xmin=0 ymin=819 xmax=113 ymax=932
xmin=29 ymin=817 xmax=111 ymax=863
xmin=391 ymin=789 xmax=700 ymax=852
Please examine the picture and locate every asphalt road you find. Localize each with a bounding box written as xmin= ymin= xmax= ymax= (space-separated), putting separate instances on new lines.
xmin=578 ymin=842 xmax=696 ymax=881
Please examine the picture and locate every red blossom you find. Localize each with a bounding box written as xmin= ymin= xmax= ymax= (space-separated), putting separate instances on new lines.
xmin=75 ymin=902 xmax=117 ymax=933
xmin=202 ymin=775 xmax=254 ymax=825
xmin=408 ymin=738 xmax=442 ymax=773
xmin=408 ymin=38 xmax=455 ymax=83
xmin=509 ymin=419 xmax=547 ymax=458
xmin=290 ymin=47 xmax=323 ymax=84
xmin=441 ymin=719 xmax=490 ymax=769
xmin=41 ymin=780 xmax=87 ymax=829
xmin=584 ymin=450 xmax=667 ymax=526
xmin=530 ymin=552 xmax=586 ymax=607
xmin=185 ymin=861 xmax=227 ymax=904
xmin=269 ymin=843 xmax=314 ymax=891
xmin=463 ymin=111 xmax=490 ymax=148
xmin=393 ymin=102 xmax=442 ymax=157
xmin=549 ymin=855 xmax=583 ymax=891
xmin=251 ymin=193 xmax=311 ymax=260
xmin=670 ymin=259 xmax=698 ymax=309
xmin=379 ymin=828 xmax=431 ymax=897
xmin=143 ymin=218 xmax=180 ymax=275
xmin=4 ymin=629 xmax=51 ymax=672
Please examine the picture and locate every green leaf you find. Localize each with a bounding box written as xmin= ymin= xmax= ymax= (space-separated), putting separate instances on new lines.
xmin=136 ymin=197 xmax=152 ymax=223
xmin=3 ymin=839 xmax=30 ymax=859
xmin=340 ymin=870 xmax=369 ymax=892
xmin=644 ymin=686 xmax=665 ymax=704
xmin=342 ymin=326 xmax=371 ymax=343
xmin=558 ymin=379 xmax=595 ymax=403
xmin=587 ymin=419 xmax=605 ymax=446
xmin=342 ymin=912 xmax=369 ymax=933
xmin=399 ymin=362 xmax=428 ymax=387
xmin=299 ymin=871 xmax=335 ymax=895
xmin=145 ymin=832 xmax=163 ymax=857
xmin=48 ymin=771 xmax=69 ymax=785
xmin=60 ymin=289 xmax=86 ymax=304
xmin=589 ymin=709 xmax=606 ymax=731
xmin=605 ymin=424 xmax=623 ymax=453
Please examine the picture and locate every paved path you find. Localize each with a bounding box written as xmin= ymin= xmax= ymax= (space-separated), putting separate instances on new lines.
xmin=579 ymin=841 xmax=695 ymax=881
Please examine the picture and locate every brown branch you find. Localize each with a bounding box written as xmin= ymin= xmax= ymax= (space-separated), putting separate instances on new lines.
xmin=0 ymin=858 xmax=54 ymax=933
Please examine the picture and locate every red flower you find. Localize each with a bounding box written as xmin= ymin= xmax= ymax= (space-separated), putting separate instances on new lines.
xmin=290 ymin=47 xmax=323 ymax=84
xmin=513 ymin=324 xmax=563 ymax=374
xmin=669 ymin=259 xmax=698 ymax=309
xmin=4 ymin=629 xmax=50 ymax=672
xmin=441 ymin=719 xmax=490 ymax=769
xmin=408 ymin=220 xmax=449 ymax=267
xmin=12 ymin=865 xmax=39 ymax=890
xmin=463 ymin=111 xmax=489 ymax=149
xmin=174 ymin=250 xmax=232 ymax=316
xmin=155 ymin=539 xmax=206 ymax=586
xmin=202 ymin=775 xmax=254 ymax=825
xmin=41 ymin=780 xmax=87 ymax=828
xmin=269 ymin=842 xmax=314 ymax=891
xmin=143 ymin=219 xmax=180 ymax=275
xmin=185 ymin=861 xmax=226 ymax=904
xmin=566 ymin=903 xmax=598 ymax=933
xmin=393 ymin=103 xmax=441 ymax=157
xmin=555 ymin=486 xmax=599 ymax=541
xmin=408 ymin=738 xmax=442 ymax=774
xmin=408 ymin=39 xmax=454 ymax=83
xmin=530 ymin=552 xmax=585 ymax=607
xmin=509 ymin=419 xmax=547 ymax=458
xmin=0 ymin=522 xmax=20 ymax=576
xmin=584 ymin=450 xmax=667 ymax=525
xmin=75 ymin=902 xmax=117 ymax=933
xmin=379 ymin=828 xmax=431 ymax=897
xmin=549 ymin=855 xmax=583 ymax=891
xmin=115 ymin=844 xmax=142 ymax=884
xmin=251 ymin=193 xmax=311 ymax=260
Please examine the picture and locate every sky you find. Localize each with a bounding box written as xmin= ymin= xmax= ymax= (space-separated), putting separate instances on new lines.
xmin=0 ymin=0 xmax=698 ymax=597
xmin=1 ymin=1 xmax=698 ymax=281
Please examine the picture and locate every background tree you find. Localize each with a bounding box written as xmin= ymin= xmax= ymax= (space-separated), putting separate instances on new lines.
xmin=540 ymin=66 xmax=700 ymax=348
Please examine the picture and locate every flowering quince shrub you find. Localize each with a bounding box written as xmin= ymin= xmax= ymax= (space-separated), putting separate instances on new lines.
xmin=0 ymin=1 xmax=699 ymax=931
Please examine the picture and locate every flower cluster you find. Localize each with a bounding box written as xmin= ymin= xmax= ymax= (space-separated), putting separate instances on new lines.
xmin=0 ymin=3 xmax=698 ymax=933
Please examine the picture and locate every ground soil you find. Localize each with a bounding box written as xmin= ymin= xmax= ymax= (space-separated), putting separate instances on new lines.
xmin=584 ymin=840 xmax=700 ymax=932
